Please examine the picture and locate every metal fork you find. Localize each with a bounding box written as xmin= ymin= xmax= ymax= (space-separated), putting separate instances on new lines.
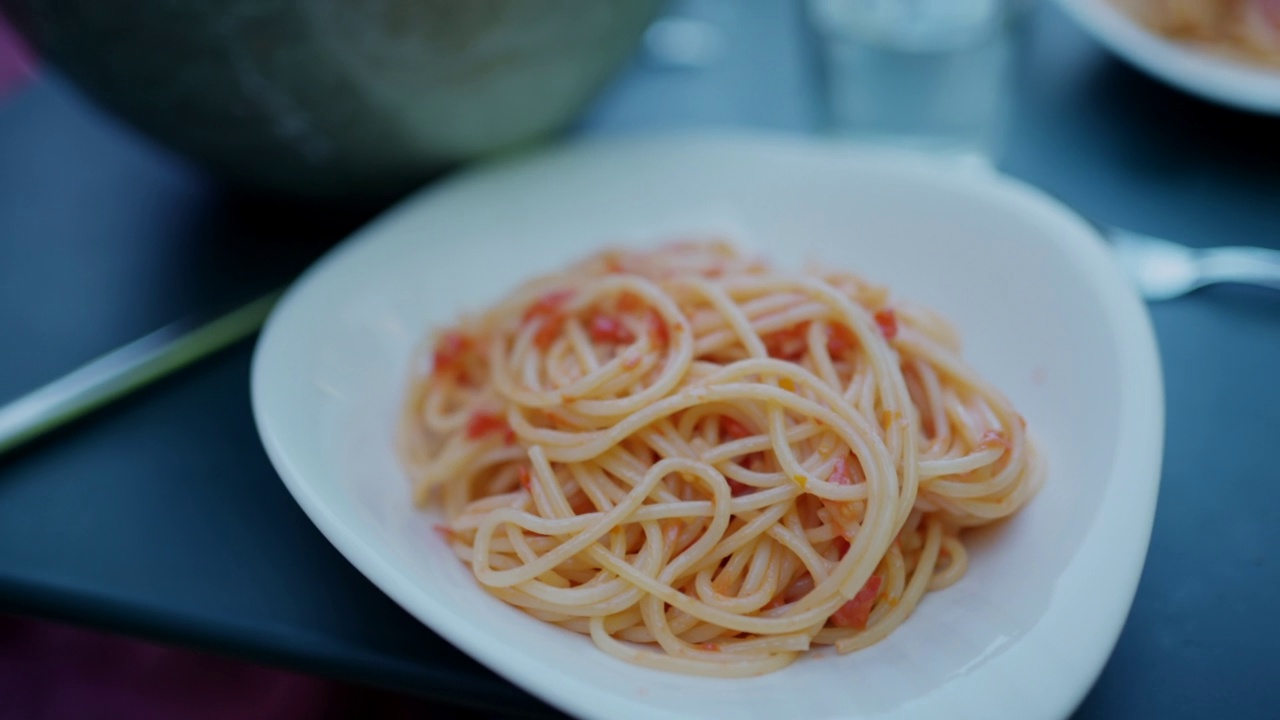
xmin=1108 ymin=228 xmax=1280 ymax=301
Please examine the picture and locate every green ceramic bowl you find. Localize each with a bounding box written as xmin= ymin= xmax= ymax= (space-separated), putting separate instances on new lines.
xmin=2 ymin=0 xmax=662 ymax=199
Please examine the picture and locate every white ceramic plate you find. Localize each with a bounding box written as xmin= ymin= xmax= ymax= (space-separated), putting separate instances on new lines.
xmin=1057 ymin=0 xmax=1280 ymax=114
xmin=251 ymin=134 xmax=1164 ymax=720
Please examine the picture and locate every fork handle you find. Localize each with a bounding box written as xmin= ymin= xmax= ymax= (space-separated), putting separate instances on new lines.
xmin=0 ymin=291 xmax=280 ymax=456
xmin=1198 ymin=246 xmax=1280 ymax=291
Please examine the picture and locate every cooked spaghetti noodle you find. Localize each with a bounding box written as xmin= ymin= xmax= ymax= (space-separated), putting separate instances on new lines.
xmin=399 ymin=240 xmax=1043 ymax=676
xmin=1112 ymin=0 xmax=1280 ymax=66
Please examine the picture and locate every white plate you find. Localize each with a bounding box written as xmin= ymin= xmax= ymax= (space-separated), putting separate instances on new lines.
xmin=1057 ymin=0 xmax=1280 ymax=114
xmin=251 ymin=134 xmax=1164 ymax=720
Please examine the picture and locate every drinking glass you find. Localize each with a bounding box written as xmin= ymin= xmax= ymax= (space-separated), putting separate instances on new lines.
xmin=809 ymin=0 xmax=1016 ymax=162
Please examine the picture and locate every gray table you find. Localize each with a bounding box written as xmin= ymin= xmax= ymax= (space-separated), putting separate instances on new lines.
xmin=2 ymin=2 xmax=1278 ymax=717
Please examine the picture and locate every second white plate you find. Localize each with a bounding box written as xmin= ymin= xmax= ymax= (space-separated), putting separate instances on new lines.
xmin=1058 ymin=0 xmax=1280 ymax=114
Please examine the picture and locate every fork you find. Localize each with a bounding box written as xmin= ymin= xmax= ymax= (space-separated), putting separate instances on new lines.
xmin=1107 ymin=228 xmax=1280 ymax=301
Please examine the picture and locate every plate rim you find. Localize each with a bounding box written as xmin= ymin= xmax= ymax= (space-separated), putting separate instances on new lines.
xmin=251 ymin=131 xmax=1166 ymax=720
xmin=1056 ymin=0 xmax=1280 ymax=114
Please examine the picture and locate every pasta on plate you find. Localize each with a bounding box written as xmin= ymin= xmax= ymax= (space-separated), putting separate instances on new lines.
xmin=398 ymin=240 xmax=1044 ymax=677
xmin=1112 ymin=0 xmax=1280 ymax=66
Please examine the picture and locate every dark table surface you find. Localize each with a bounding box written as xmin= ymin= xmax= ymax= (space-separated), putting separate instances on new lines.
xmin=2 ymin=1 xmax=1278 ymax=718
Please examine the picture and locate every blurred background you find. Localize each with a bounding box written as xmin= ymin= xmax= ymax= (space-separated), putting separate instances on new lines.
xmin=1 ymin=1 xmax=1277 ymax=719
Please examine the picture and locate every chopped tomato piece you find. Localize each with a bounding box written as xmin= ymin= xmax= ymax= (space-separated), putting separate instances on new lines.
xmin=588 ymin=314 xmax=635 ymax=344
xmin=829 ymin=456 xmax=853 ymax=485
xmin=830 ymin=575 xmax=883 ymax=629
xmin=522 ymin=289 xmax=573 ymax=322
xmin=466 ymin=411 xmax=510 ymax=440
xmin=821 ymin=456 xmax=864 ymax=541
xmin=828 ymin=456 xmax=866 ymax=489
xmin=523 ymin=290 xmax=573 ymax=349
xmin=433 ymin=524 xmax=457 ymax=542
xmin=721 ymin=417 xmax=754 ymax=440
xmin=532 ymin=316 xmax=565 ymax=349
xmin=518 ymin=465 xmax=533 ymax=492
xmin=826 ymin=324 xmax=857 ymax=356
xmin=873 ymin=309 xmax=898 ymax=340
xmin=697 ymin=642 xmax=720 ymax=651
xmin=979 ymin=430 xmax=1011 ymax=452
xmin=825 ymin=335 xmax=848 ymax=355
xmin=431 ymin=331 xmax=472 ymax=375
xmin=727 ymin=479 xmax=753 ymax=497
xmin=763 ymin=322 xmax=809 ymax=360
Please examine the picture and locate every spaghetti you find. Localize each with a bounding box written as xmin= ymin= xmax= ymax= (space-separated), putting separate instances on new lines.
xmin=399 ymin=240 xmax=1043 ymax=676
xmin=1112 ymin=0 xmax=1280 ymax=66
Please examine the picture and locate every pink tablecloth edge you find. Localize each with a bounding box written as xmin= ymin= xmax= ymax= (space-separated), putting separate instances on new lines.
xmin=0 ymin=11 xmax=36 ymax=98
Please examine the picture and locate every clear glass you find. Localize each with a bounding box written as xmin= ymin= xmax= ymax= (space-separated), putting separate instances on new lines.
xmin=809 ymin=0 xmax=1014 ymax=162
